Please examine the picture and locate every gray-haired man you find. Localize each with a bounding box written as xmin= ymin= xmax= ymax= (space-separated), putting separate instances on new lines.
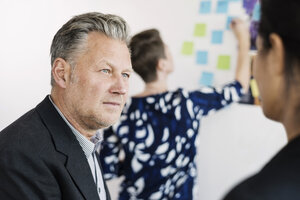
xmin=0 ymin=12 xmax=132 ymax=200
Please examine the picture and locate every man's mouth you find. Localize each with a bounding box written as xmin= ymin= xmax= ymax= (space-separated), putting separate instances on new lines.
xmin=103 ymin=101 xmax=122 ymax=106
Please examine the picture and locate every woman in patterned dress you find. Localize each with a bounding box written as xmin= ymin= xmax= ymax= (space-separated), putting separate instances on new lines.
xmin=100 ymin=20 xmax=251 ymax=200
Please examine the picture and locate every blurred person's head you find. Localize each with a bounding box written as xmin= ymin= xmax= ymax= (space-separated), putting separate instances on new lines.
xmin=254 ymin=0 xmax=300 ymax=124
xmin=129 ymin=29 xmax=174 ymax=83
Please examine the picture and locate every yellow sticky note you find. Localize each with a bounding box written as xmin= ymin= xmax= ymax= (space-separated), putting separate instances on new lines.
xmin=194 ymin=23 xmax=206 ymax=37
xmin=217 ymin=55 xmax=231 ymax=70
xmin=181 ymin=41 xmax=194 ymax=55
xmin=250 ymin=79 xmax=259 ymax=98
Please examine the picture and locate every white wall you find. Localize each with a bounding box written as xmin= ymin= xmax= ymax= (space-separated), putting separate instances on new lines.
xmin=196 ymin=104 xmax=286 ymax=200
xmin=0 ymin=0 xmax=286 ymax=200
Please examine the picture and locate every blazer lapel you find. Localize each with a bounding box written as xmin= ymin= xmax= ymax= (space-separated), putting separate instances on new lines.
xmin=36 ymin=96 xmax=100 ymax=200
xmin=66 ymin=147 xmax=100 ymax=200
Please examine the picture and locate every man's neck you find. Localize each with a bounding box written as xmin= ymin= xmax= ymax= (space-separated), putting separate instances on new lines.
xmin=49 ymin=92 xmax=96 ymax=140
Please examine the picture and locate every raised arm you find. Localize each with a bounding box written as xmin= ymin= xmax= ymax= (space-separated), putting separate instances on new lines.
xmin=231 ymin=18 xmax=251 ymax=92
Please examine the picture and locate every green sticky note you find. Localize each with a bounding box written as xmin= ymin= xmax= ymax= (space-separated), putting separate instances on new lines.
xmin=181 ymin=41 xmax=194 ymax=55
xmin=217 ymin=55 xmax=231 ymax=70
xmin=194 ymin=23 xmax=206 ymax=37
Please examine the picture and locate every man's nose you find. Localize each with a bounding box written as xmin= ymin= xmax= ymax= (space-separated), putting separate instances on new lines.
xmin=109 ymin=74 xmax=127 ymax=95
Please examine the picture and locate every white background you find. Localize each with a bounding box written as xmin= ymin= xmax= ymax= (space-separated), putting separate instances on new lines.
xmin=0 ymin=0 xmax=286 ymax=199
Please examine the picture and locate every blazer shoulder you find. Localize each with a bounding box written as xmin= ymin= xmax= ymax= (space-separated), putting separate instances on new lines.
xmin=0 ymin=97 xmax=56 ymax=153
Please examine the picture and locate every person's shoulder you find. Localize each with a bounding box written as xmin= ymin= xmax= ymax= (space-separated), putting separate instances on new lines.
xmin=0 ymin=107 xmax=52 ymax=153
xmin=223 ymin=174 xmax=261 ymax=200
xmin=1 ymin=108 xmax=38 ymax=136
xmin=225 ymin=168 xmax=300 ymax=200
xmin=119 ymin=88 xmax=185 ymax=122
xmin=263 ymin=136 xmax=300 ymax=173
xmin=128 ymin=88 xmax=184 ymax=106
xmin=224 ymin=141 xmax=300 ymax=200
xmin=257 ymin=140 xmax=300 ymax=189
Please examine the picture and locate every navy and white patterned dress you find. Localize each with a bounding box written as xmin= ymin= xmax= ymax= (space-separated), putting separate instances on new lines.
xmin=100 ymin=81 xmax=243 ymax=200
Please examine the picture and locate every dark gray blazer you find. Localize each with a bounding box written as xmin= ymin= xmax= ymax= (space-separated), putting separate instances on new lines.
xmin=0 ymin=96 xmax=111 ymax=200
xmin=223 ymin=135 xmax=300 ymax=200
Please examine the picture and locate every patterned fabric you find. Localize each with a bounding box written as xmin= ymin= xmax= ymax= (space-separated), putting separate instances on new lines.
xmin=100 ymin=81 xmax=243 ymax=200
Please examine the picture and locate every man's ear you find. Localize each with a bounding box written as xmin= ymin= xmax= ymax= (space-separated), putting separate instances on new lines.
xmin=268 ymin=33 xmax=285 ymax=76
xmin=51 ymin=58 xmax=71 ymax=88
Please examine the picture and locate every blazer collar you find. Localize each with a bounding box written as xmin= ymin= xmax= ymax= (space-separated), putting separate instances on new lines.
xmin=36 ymin=96 xmax=100 ymax=200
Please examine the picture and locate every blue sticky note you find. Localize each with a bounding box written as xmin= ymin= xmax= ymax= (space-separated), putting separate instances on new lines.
xmin=252 ymin=2 xmax=261 ymax=21
xmin=199 ymin=72 xmax=214 ymax=86
xmin=216 ymin=0 xmax=229 ymax=13
xmin=211 ymin=31 xmax=223 ymax=44
xmin=196 ymin=51 xmax=208 ymax=65
xmin=199 ymin=1 xmax=212 ymax=14
xmin=226 ymin=16 xmax=234 ymax=30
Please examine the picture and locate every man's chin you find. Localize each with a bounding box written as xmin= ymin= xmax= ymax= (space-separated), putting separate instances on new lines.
xmin=99 ymin=116 xmax=121 ymax=128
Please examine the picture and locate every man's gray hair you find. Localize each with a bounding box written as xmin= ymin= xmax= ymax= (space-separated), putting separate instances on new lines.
xmin=50 ymin=12 xmax=130 ymax=86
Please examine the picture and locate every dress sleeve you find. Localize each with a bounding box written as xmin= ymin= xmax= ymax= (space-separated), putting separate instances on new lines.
xmin=189 ymin=80 xmax=243 ymax=116
xmin=100 ymin=126 xmax=123 ymax=180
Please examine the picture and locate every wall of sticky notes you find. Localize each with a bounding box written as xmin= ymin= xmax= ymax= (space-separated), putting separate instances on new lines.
xmin=180 ymin=0 xmax=249 ymax=88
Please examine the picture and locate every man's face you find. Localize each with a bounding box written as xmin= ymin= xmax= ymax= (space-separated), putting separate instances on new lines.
xmin=65 ymin=32 xmax=132 ymax=132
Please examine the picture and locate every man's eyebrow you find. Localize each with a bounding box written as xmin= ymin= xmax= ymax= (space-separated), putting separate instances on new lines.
xmin=124 ymin=68 xmax=134 ymax=73
xmin=93 ymin=59 xmax=114 ymax=69
xmin=105 ymin=60 xmax=133 ymax=72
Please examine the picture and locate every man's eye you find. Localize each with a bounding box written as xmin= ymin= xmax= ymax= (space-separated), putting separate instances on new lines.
xmin=122 ymin=73 xmax=130 ymax=79
xmin=101 ymin=69 xmax=110 ymax=74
